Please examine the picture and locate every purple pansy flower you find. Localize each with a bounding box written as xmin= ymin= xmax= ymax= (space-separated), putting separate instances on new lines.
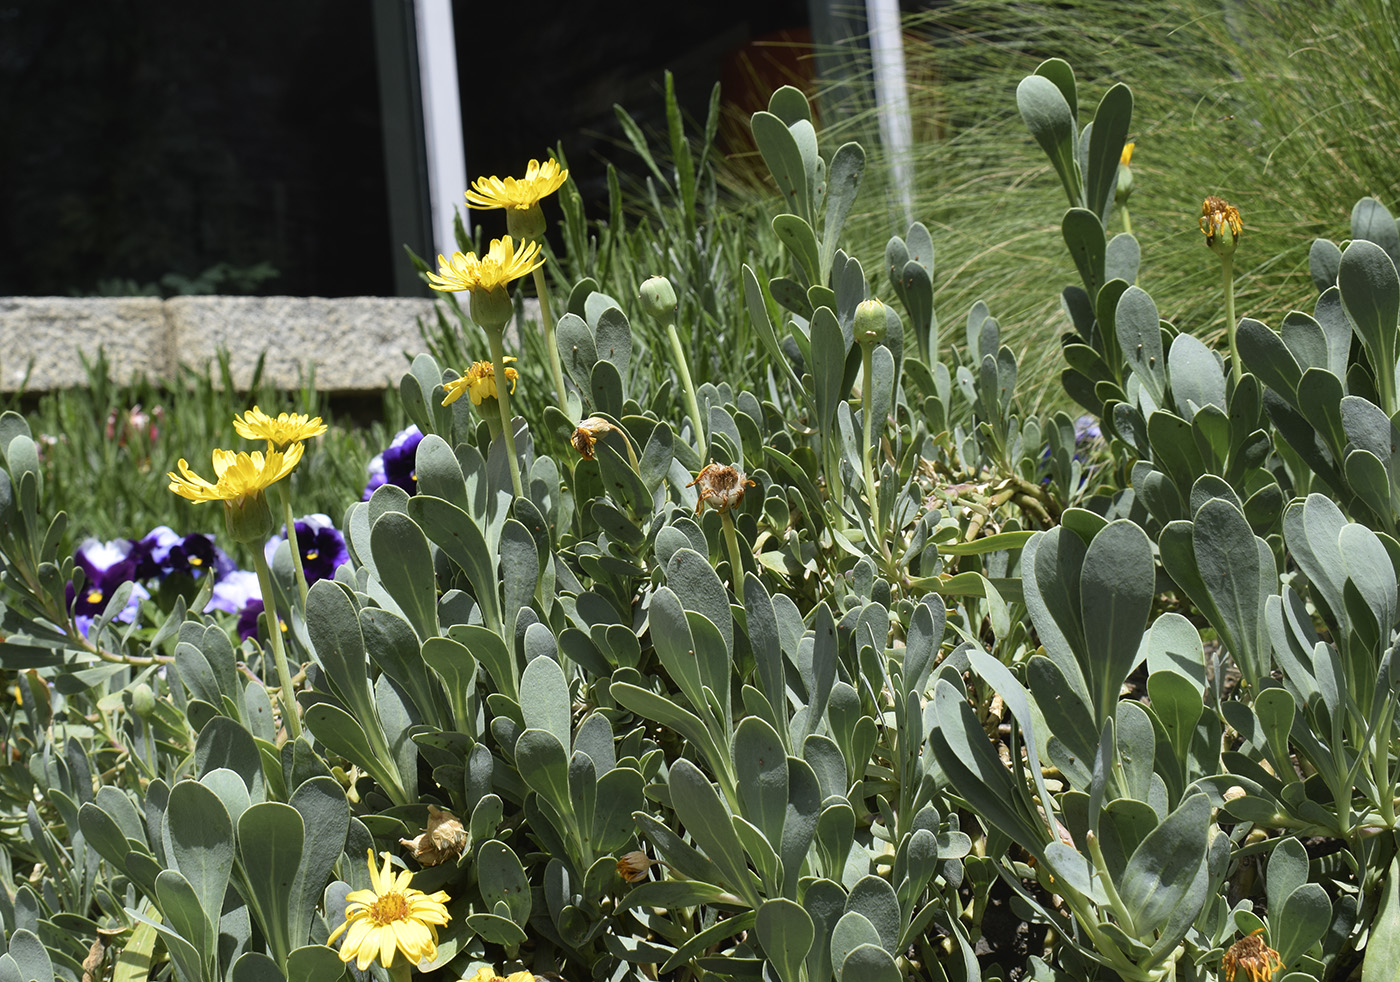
xmin=204 ymin=569 xmax=261 ymax=616
xmin=1073 ymin=415 xmax=1102 ymax=444
xmin=68 ymin=537 xmax=147 ymax=635
xmin=362 ymin=425 xmax=423 ymax=499
xmin=265 ymin=514 xmax=350 ymax=585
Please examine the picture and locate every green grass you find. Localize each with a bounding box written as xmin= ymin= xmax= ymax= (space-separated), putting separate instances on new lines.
xmin=20 ymin=350 xmax=403 ymax=565
xmin=811 ymin=0 xmax=1400 ymax=410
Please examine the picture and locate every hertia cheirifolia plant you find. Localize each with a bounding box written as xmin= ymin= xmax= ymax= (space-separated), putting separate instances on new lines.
xmin=1 ymin=55 xmax=1400 ymax=982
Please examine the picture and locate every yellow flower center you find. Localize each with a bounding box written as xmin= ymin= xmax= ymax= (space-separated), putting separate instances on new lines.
xmin=190 ymin=556 xmax=203 ymax=566
xmin=87 ymin=590 xmax=103 ymax=604
xmin=306 ymin=549 xmax=319 ymax=560
xmin=368 ymin=891 xmax=410 ymax=925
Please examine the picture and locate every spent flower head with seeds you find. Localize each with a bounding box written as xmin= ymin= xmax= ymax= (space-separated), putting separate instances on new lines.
xmin=442 ymin=359 xmax=518 ymax=408
xmin=329 ymin=850 xmax=451 ymax=970
xmin=688 ymin=462 xmax=756 ymax=515
xmin=232 ymin=406 xmax=327 ymax=448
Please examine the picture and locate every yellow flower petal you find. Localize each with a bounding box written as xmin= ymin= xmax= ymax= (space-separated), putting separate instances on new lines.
xmin=427 ymin=236 xmax=544 ymax=294
xmin=168 ymin=443 xmax=304 ymax=503
xmin=232 ymin=405 xmax=327 ymax=447
xmin=331 ymin=849 xmax=452 ymax=972
xmin=464 ymin=158 xmax=568 ymax=211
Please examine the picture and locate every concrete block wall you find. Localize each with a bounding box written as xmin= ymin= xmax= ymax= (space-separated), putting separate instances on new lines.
xmin=0 ymin=295 xmax=531 ymax=393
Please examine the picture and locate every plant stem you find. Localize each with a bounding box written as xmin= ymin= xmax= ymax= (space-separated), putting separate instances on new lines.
xmin=487 ymin=327 xmax=525 ymax=498
xmin=251 ymin=549 xmax=301 ymax=741
xmin=532 ymin=265 xmax=570 ymax=414
xmin=720 ymin=510 xmax=745 ymax=588
xmin=860 ymin=343 xmax=883 ymax=556
xmin=1223 ymin=252 xmax=1240 ymax=384
xmin=1121 ymin=206 xmax=1133 ymax=238
xmin=667 ymin=321 xmax=706 ymax=457
xmin=277 ymin=485 xmax=309 ymax=607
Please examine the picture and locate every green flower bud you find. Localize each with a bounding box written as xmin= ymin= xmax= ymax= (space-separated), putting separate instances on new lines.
xmin=469 ymin=286 xmax=515 ymax=332
xmin=1115 ymin=162 xmax=1134 ymax=206
xmin=127 ymin=683 xmax=157 ymax=719
xmin=854 ymin=298 xmax=888 ymax=345
xmin=639 ymin=276 xmax=677 ymax=321
xmin=505 ymin=203 xmax=547 ymax=243
xmin=223 ymin=489 xmax=275 ymax=544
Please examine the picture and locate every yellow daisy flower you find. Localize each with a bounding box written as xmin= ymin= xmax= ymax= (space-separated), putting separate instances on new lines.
xmin=442 ymin=358 xmax=519 ymax=407
xmin=329 ymin=850 xmax=451 ymax=971
xmin=464 ymin=158 xmax=568 ymax=211
xmin=232 ymin=405 xmax=327 ymax=448
xmin=167 ymin=443 xmax=304 ymax=504
xmin=427 ymin=236 xmax=545 ymax=295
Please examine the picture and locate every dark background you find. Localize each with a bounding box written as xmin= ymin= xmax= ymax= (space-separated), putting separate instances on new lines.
xmin=0 ymin=0 xmax=815 ymax=298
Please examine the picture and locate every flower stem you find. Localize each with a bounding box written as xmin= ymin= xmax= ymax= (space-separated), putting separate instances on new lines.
xmin=720 ymin=510 xmax=745 ymax=588
xmin=532 ymin=265 xmax=570 ymax=414
xmin=860 ymin=342 xmax=885 ymax=556
xmin=667 ymin=321 xmax=706 ymax=457
xmin=487 ymin=327 xmax=525 ymax=498
xmin=1121 ymin=206 xmax=1133 ymax=238
xmin=1223 ymin=252 xmax=1240 ymax=384
xmin=277 ymin=485 xmax=309 ymax=608
xmin=251 ymin=549 xmax=301 ymax=741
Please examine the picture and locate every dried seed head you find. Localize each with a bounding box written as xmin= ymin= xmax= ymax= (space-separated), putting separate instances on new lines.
xmin=687 ymin=462 xmax=755 ymax=515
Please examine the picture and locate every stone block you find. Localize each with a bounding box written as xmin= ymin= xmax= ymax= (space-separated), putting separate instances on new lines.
xmin=167 ymin=296 xmax=439 ymax=391
xmin=0 ymin=297 xmax=171 ymax=391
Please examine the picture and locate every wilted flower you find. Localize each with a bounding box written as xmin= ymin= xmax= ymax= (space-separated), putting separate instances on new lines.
xmin=1221 ymin=929 xmax=1283 ymax=982
xmin=264 ymin=514 xmax=348 ymax=584
xmin=616 ymin=850 xmax=658 ymax=883
xmin=463 ymin=158 xmax=568 ymax=212
xmin=399 ymin=805 xmax=468 ymax=866
xmin=688 ymin=463 xmax=756 ymax=515
xmin=1200 ymin=196 xmax=1243 ymax=257
xmin=232 ymin=406 xmax=327 ymax=448
xmin=328 ymin=850 xmax=451 ymax=971
xmin=571 ymin=416 xmax=621 ymax=460
xmin=363 ymin=425 xmax=424 ymax=500
xmin=442 ymin=359 xmax=519 ymax=407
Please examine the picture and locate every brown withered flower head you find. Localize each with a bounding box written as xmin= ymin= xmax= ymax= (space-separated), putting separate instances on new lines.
xmin=1220 ymin=929 xmax=1283 ymax=982
xmin=687 ymin=462 xmax=756 ymax=516
xmin=571 ymin=416 xmax=621 ymax=460
xmin=399 ymin=804 xmax=468 ymax=867
xmin=616 ymin=850 xmax=659 ymax=883
xmin=1200 ymin=196 xmax=1243 ymax=257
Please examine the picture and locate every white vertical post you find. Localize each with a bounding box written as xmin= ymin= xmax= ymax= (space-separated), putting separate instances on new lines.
xmin=413 ymin=0 xmax=469 ymax=258
xmin=866 ymin=0 xmax=914 ymax=228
